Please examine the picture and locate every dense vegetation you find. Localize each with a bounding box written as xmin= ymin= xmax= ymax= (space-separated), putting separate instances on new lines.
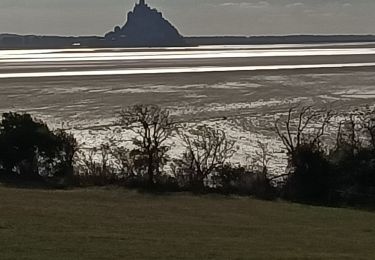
xmin=0 ymin=112 xmax=77 ymax=186
xmin=275 ymin=106 xmax=375 ymax=206
xmin=0 ymin=105 xmax=374 ymax=207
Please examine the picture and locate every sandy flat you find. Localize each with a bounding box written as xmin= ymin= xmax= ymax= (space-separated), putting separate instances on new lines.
xmin=0 ymin=44 xmax=374 ymax=173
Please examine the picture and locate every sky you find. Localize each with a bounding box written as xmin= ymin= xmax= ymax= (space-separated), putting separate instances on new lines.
xmin=0 ymin=0 xmax=374 ymax=36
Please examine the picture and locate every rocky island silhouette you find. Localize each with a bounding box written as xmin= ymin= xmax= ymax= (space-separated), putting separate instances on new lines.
xmin=105 ymin=0 xmax=185 ymax=47
xmin=0 ymin=0 xmax=186 ymax=48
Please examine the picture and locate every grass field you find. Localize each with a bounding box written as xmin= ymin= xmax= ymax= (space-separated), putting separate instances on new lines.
xmin=0 ymin=187 xmax=375 ymax=259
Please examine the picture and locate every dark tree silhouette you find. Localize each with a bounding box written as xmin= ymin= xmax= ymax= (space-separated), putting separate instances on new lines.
xmin=0 ymin=112 xmax=78 ymax=183
xmin=0 ymin=113 xmax=55 ymax=179
xmin=330 ymin=109 xmax=375 ymax=204
xmin=274 ymin=106 xmax=335 ymax=203
xmin=275 ymin=106 xmax=333 ymax=156
xmin=175 ymin=125 xmax=236 ymax=190
xmin=119 ymin=105 xmax=176 ymax=186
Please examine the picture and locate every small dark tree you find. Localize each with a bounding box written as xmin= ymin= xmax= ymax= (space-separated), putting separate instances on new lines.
xmin=119 ymin=105 xmax=176 ymax=186
xmin=111 ymin=145 xmax=136 ymax=178
xmin=275 ymin=106 xmax=332 ymax=156
xmin=331 ymin=110 xmax=375 ymax=204
xmin=283 ymin=143 xmax=334 ymax=203
xmin=52 ymin=130 xmax=79 ymax=178
xmin=175 ymin=125 xmax=236 ymax=190
xmin=360 ymin=107 xmax=375 ymax=150
xmin=250 ymin=141 xmax=273 ymax=176
xmin=0 ymin=112 xmax=78 ymax=184
xmin=0 ymin=113 xmax=56 ymax=180
xmin=275 ymin=106 xmax=335 ymax=203
xmin=76 ymin=144 xmax=118 ymax=186
xmin=109 ymin=145 xmax=150 ymax=187
xmin=38 ymin=129 xmax=79 ymax=186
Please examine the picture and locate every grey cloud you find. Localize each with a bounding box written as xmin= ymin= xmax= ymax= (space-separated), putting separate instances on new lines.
xmin=219 ymin=1 xmax=270 ymax=8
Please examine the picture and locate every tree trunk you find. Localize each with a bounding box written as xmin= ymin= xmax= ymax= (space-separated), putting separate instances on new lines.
xmin=147 ymin=153 xmax=154 ymax=186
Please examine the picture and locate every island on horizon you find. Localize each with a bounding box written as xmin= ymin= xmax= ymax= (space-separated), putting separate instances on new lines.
xmin=104 ymin=0 xmax=185 ymax=47
xmin=1 ymin=0 xmax=375 ymax=49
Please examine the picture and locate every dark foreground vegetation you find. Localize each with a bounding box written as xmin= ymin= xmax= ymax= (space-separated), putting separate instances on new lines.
xmin=0 ymin=105 xmax=374 ymax=208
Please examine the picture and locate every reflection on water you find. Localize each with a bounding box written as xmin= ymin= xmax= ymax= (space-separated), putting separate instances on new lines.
xmin=1 ymin=43 xmax=375 ymax=78
xmin=1 ymin=48 xmax=375 ymax=63
xmin=1 ymin=63 xmax=375 ymax=79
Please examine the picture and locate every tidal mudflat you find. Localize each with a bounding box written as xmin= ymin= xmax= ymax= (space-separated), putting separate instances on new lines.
xmin=1 ymin=43 xmax=374 ymax=173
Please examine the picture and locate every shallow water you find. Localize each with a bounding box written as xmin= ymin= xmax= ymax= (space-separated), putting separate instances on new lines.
xmin=1 ymin=43 xmax=375 ymax=78
xmin=2 ymin=63 xmax=375 ymax=79
xmin=0 ymin=43 xmax=374 ymax=173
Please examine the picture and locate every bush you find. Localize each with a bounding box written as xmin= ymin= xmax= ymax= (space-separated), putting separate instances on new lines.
xmin=0 ymin=112 xmax=78 ymax=185
xmin=119 ymin=105 xmax=176 ymax=187
xmin=330 ymin=112 xmax=375 ymax=205
xmin=282 ymin=143 xmax=335 ymax=204
xmin=274 ymin=106 xmax=335 ymax=204
xmin=214 ymin=164 xmax=276 ymax=199
xmin=332 ymin=148 xmax=375 ymax=205
xmin=75 ymin=144 xmax=119 ymax=187
xmin=275 ymin=107 xmax=375 ymax=206
xmin=174 ymin=125 xmax=236 ymax=191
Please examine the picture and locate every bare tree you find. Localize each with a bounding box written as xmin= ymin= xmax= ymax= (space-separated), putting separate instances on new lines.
xmin=119 ymin=105 xmax=176 ymax=186
xmin=336 ymin=114 xmax=360 ymax=155
xmin=81 ymin=145 xmax=110 ymax=175
xmin=361 ymin=107 xmax=375 ymax=150
xmin=251 ymin=141 xmax=273 ymax=175
xmin=76 ymin=144 xmax=117 ymax=186
xmin=110 ymin=146 xmax=136 ymax=178
xmin=275 ymin=106 xmax=333 ymax=155
xmin=336 ymin=108 xmax=375 ymax=153
xmin=52 ymin=130 xmax=79 ymax=180
xmin=176 ymin=125 xmax=237 ymax=189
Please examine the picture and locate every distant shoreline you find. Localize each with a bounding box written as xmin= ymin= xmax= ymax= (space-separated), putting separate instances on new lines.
xmin=186 ymin=35 xmax=375 ymax=46
xmin=1 ymin=34 xmax=375 ymax=50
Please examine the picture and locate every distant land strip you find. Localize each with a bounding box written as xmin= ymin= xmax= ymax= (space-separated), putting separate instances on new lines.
xmin=1 ymin=34 xmax=375 ymax=49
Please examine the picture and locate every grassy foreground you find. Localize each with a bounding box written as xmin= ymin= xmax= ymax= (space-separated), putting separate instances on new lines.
xmin=0 ymin=187 xmax=374 ymax=260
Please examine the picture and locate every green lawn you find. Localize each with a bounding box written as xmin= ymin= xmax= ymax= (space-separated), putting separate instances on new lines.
xmin=0 ymin=187 xmax=374 ymax=260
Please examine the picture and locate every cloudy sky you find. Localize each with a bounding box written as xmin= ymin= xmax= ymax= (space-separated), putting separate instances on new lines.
xmin=0 ymin=0 xmax=374 ymax=36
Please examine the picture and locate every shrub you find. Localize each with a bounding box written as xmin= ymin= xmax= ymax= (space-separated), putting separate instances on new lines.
xmin=282 ymin=143 xmax=335 ymax=203
xmin=275 ymin=106 xmax=335 ymax=204
xmin=174 ymin=125 xmax=237 ymax=191
xmin=330 ymin=111 xmax=375 ymax=204
xmin=0 ymin=112 xmax=78 ymax=184
xmin=75 ymin=144 xmax=119 ymax=186
xmin=119 ymin=105 xmax=177 ymax=187
xmin=214 ymin=164 xmax=276 ymax=199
